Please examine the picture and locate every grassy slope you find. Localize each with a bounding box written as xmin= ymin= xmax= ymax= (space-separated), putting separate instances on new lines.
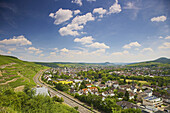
xmin=0 ymin=55 xmax=49 ymax=88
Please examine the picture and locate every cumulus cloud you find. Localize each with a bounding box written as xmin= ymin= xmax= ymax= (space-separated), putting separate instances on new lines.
xmin=87 ymin=0 xmax=96 ymax=2
xmin=50 ymin=52 xmax=56 ymax=55
xmin=60 ymin=48 xmax=69 ymax=52
xmin=8 ymin=48 xmax=16 ymax=51
xmin=86 ymin=42 xmax=110 ymax=49
xmin=74 ymin=36 xmax=94 ymax=44
xmin=72 ymin=0 xmax=82 ymax=6
xmin=165 ymin=36 xmax=170 ymax=39
xmin=28 ymin=47 xmax=42 ymax=54
xmin=123 ymin=41 xmax=141 ymax=49
xmin=0 ymin=35 xmax=32 ymax=46
xmin=124 ymin=2 xmax=139 ymax=9
xmin=49 ymin=8 xmax=73 ymax=25
xmin=158 ymin=42 xmax=170 ymax=49
xmin=140 ymin=48 xmax=153 ymax=52
xmin=59 ymin=13 xmax=95 ymax=36
xmin=159 ymin=36 xmax=163 ymax=39
xmin=112 ymin=50 xmax=129 ymax=56
xmin=93 ymin=8 xmax=107 ymax=18
xmin=74 ymin=10 xmax=81 ymax=15
xmin=40 ymin=54 xmax=44 ymax=57
xmin=151 ymin=15 xmax=167 ymax=22
xmin=108 ymin=0 xmax=121 ymax=14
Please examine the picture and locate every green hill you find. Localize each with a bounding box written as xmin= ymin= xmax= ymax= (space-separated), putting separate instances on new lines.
xmin=127 ymin=57 xmax=170 ymax=67
xmin=0 ymin=55 xmax=49 ymax=90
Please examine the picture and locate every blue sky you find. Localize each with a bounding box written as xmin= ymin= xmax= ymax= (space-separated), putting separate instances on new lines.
xmin=0 ymin=0 xmax=170 ymax=63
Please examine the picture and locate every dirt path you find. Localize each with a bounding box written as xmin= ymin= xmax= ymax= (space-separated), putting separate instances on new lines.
xmin=0 ymin=78 xmax=18 ymax=85
xmin=0 ymin=71 xmax=2 ymax=76
xmin=0 ymin=63 xmax=16 ymax=69
xmin=14 ymin=85 xmax=25 ymax=92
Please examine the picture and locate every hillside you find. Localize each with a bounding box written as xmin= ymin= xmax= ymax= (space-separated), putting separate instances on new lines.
xmin=0 ymin=55 xmax=49 ymax=90
xmin=127 ymin=57 xmax=170 ymax=67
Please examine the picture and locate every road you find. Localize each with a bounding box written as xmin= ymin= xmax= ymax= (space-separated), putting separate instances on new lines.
xmin=34 ymin=70 xmax=99 ymax=113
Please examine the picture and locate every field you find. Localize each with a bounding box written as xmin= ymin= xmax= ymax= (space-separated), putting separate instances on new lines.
xmin=0 ymin=55 xmax=49 ymax=90
xmin=120 ymin=79 xmax=149 ymax=85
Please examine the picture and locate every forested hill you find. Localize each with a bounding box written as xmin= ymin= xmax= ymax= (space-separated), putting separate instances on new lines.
xmin=127 ymin=57 xmax=170 ymax=67
xmin=0 ymin=55 xmax=48 ymax=90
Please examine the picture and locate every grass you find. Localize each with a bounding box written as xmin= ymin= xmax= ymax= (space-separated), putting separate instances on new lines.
xmin=0 ymin=55 xmax=49 ymax=88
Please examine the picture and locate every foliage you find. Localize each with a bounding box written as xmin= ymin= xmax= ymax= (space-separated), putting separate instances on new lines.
xmin=0 ymin=86 xmax=78 ymax=113
xmin=55 ymin=83 xmax=69 ymax=91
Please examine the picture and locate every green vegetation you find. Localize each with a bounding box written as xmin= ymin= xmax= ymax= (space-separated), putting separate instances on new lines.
xmin=0 ymin=55 xmax=49 ymax=88
xmin=0 ymin=86 xmax=78 ymax=113
xmin=74 ymin=93 xmax=141 ymax=113
xmin=127 ymin=57 xmax=170 ymax=67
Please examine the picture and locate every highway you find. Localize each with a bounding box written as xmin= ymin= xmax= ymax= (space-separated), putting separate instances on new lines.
xmin=33 ymin=70 xmax=100 ymax=113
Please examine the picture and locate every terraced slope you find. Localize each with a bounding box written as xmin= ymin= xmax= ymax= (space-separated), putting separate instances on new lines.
xmin=0 ymin=55 xmax=49 ymax=90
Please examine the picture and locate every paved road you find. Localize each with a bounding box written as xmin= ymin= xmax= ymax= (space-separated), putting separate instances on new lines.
xmin=34 ymin=70 xmax=99 ymax=113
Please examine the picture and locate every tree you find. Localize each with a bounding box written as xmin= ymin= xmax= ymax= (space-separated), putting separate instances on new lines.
xmin=124 ymin=91 xmax=129 ymax=101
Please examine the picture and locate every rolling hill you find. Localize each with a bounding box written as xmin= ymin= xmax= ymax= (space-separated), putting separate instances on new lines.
xmin=0 ymin=55 xmax=49 ymax=91
xmin=127 ymin=57 xmax=170 ymax=67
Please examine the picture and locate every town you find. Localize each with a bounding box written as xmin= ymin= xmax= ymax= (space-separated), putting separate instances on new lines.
xmin=41 ymin=65 xmax=170 ymax=113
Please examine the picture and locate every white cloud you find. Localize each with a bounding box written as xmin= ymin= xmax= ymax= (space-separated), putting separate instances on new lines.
xmin=123 ymin=41 xmax=141 ymax=49
xmin=49 ymin=8 xmax=73 ymax=25
xmin=50 ymin=52 xmax=56 ymax=55
xmin=59 ymin=13 xmax=95 ymax=36
xmin=108 ymin=0 xmax=121 ymax=14
xmin=93 ymin=8 xmax=107 ymax=18
xmin=28 ymin=47 xmax=42 ymax=54
xmin=72 ymin=12 xmax=95 ymax=25
xmin=59 ymin=24 xmax=83 ymax=36
xmin=74 ymin=36 xmax=94 ymax=44
xmin=87 ymin=0 xmax=96 ymax=2
xmin=112 ymin=50 xmax=129 ymax=56
xmin=158 ymin=42 xmax=170 ymax=49
xmin=74 ymin=10 xmax=81 ymax=15
xmin=40 ymin=54 xmax=44 ymax=57
xmin=165 ymin=36 xmax=170 ymax=39
xmin=159 ymin=36 xmax=163 ymax=39
xmin=86 ymin=42 xmax=110 ymax=49
xmin=8 ymin=48 xmax=16 ymax=51
xmin=141 ymin=48 xmax=153 ymax=52
xmin=124 ymin=2 xmax=138 ymax=9
xmin=91 ymin=49 xmax=105 ymax=54
xmin=0 ymin=35 xmax=32 ymax=46
xmin=54 ymin=48 xmax=59 ymax=52
xmin=72 ymin=0 xmax=82 ymax=6
xmin=60 ymin=48 xmax=69 ymax=52
xmin=151 ymin=15 xmax=167 ymax=22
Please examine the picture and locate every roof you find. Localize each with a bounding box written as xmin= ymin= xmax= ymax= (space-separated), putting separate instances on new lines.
xmin=116 ymin=101 xmax=138 ymax=109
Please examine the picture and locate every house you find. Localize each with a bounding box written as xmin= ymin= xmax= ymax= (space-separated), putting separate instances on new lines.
xmin=130 ymin=86 xmax=137 ymax=93
xmin=129 ymin=92 xmax=134 ymax=99
xmin=78 ymin=88 xmax=88 ymax=95
xmin=105 ymin=80 xmax=112 ymax=87
xmin=112 ymin=81 xmax=119 ymax=88
xmin=99 ymin=84 xmax=106 ymax=89
xmin=102 ymin=90 xmax=115 ymax=97
xmin=70 ymin=88 xmax=76 ymax=94
xmin=86 ymin=84 xmax=92 ymax=88
xmin=143 ymin=96 xmax=163 ymax=107
xmin=145 ymin=89 xmax=152 ymax=96
xmin=116 ymin=101 xmax=138 ymax=109
xmin=74 ymin=79 xmax=83 ymax=83
xmin=120 ymin=85 xmax=131 ymax=91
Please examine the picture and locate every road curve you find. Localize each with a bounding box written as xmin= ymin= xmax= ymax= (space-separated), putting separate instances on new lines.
xmin=34 ymin=70 xmax=99 ymax=113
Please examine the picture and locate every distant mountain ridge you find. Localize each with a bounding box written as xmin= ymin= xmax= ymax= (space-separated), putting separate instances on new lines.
xmin=151 ymin=57 xmax=170 ymax=64
xmin=127 ymin=57 xmax=170 ymax=67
